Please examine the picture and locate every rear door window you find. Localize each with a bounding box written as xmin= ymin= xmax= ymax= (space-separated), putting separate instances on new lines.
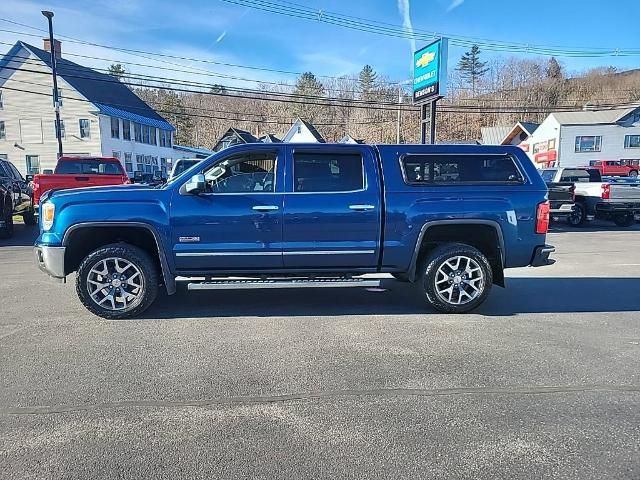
xmin=293 ymin=153 xmax=364 ymax=192
xmin=401 ymin=154 xmax=524 ymax=185
xmin=56 ymin=160 xmax=122 ymax=175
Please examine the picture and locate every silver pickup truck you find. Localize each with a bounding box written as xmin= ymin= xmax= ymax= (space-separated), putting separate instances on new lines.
xmin=540 ymin=167 xmax=640 ymax=227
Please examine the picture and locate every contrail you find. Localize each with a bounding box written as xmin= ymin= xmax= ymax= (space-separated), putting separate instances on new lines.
xmin=397 ymin=0 xmax=416 ymax=54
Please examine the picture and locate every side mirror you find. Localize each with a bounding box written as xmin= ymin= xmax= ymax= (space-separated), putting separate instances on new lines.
xmin=25 ymin=174 xmax=34 ymax=182
xmin=185 ymin=174 xmax=206 ymax=195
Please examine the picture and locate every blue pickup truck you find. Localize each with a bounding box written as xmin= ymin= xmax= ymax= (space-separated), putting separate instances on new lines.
xmin=34 ymin=143 xmax=554 ymax=319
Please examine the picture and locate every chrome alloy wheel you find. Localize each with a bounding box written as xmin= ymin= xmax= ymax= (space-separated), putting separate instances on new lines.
xmin=434 ymin=255 xmax=485 ymax=306
xmin=86 ymin=257 xmax=144 ymax=311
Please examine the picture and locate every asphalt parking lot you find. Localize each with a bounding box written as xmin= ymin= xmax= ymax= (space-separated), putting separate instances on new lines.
xmin=1 ymin=222 xmax=639 ymax=479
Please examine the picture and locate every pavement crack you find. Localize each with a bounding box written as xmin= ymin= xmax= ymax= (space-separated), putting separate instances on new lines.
xmin=3 ymin=384 xmax=639 ymax=415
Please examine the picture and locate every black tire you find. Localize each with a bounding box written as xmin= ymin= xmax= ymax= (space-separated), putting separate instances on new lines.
xmin=418 ymin=243 xmax=493 ymax=314
xmin=391 ymin=273 xmax=411 ymax=282
xmin=0 ymin=206 xmax=14 ymax=239
xmin=613 ymin=213 xmax=635 ymax=227
xmin=76 ymin=243 xmax=159 ymax=319
xmin=22 ymin=209 xmax=37 ymax=226
xmin=567 ymin=202 xmax=586 ymax=227
xmin=629 ymin=170 xmax=638 ymax=178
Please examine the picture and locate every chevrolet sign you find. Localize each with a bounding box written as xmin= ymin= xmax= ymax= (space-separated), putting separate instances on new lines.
xmin=413 ymin=38 xmax=448 ymax=104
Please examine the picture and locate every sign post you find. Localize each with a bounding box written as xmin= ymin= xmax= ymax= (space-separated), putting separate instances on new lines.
xmin=413 ymin=38 xmax=448 ymax=144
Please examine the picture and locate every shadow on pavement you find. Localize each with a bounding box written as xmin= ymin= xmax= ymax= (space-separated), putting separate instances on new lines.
xmin=142 ymin=276 xmax=640 ymax=319
xmin=0 ymin=223 xmax=38 ymax=247
xmin=549 ymin=220 xmax=640 ymax=233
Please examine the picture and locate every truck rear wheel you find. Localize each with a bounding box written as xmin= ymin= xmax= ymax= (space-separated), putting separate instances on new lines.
xmin=418 ymin=243 xmax=493 ymax=314
xmin=0 ymin=207 xmax=14 ymax=239
xmin=76 ymin=243 xmax=158 ymax=319
xmin=613 ymin=213 xmax=635 ymax=227
xmin=567 ymin=202 xmax=586 ymax=227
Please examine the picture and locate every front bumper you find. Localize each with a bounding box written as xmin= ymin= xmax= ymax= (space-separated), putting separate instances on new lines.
xmin=34 ymin=245 xmax=66 ymax=279
xmin=530 ymin=244 xmax=556 ymax=267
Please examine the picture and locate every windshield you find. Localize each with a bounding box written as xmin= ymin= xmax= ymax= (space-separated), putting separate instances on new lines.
xmin=540 ymin=169 xmax=557 ymax=182
xmin=55 ymin=160 xmax=122 ymax=175
xmin=168 ymin=159 xmax=201 ymax=181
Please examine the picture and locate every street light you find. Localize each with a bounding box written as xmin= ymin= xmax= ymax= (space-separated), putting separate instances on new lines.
xmin=42 ymin=10 xmax=63 ymax=158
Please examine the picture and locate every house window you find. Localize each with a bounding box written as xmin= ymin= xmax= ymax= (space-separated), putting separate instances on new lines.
xmin=141 ymin=125 xmax=150 ymax=144
xmin=134 ymin=122 xmax=142 ymax=143
xmin=112 ymin=151 xmax=120 ymax=159
xmin=124 ymin=153 xmax=133 ymax=174
xmin=624 ymin=135 xmax=640 ymax=149
xmin=150 ymin=127 xmax=157 ymax=145
xmin=111 ymin=117 xmax=120 ymax=139
xmin=136 ymin=154 xmax=144 ymax=172
xmin=575 ymin=135 xmax=601 ymax=153
xmin=26 ymin=155 xmax=40 ymax=174
xmin=122 ymin=119 xmax=131 ymax=140
xmin=144 ymin=155 xmax=152 ymax=173
xmin=79 ymin=119 xmax=90 ymax=138
xmin=159 ymin=130 xmax=166 ymax=147
xmin=0 ymin=121 xmax=5 ymax=140
xmin=55 ymin=119 xmax=65 ymax=138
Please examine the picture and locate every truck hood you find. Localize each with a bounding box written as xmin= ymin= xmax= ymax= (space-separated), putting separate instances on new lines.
xmin=43 ymin=183 xmax=162 ymax=203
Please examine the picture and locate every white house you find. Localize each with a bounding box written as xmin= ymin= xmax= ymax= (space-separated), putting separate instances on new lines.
xmin=0 ymin=40 xmax=176 ymax=176
xmin=282 ymin=118 xmax=326 ymax=143
xmin=484 ymin=107 xmax=640 ymax=168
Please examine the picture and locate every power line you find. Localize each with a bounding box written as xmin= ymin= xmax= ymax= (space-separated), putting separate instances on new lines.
xmin=220 ymin=0 xmax=640 ymax=58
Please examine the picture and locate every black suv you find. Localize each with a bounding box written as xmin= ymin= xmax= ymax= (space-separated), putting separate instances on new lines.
xmin=0 ymin=159 xmax=36 ymax=239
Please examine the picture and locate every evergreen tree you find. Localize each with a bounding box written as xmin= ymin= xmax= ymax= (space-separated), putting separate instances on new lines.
xmin=292 ymin=72 xmax=325 ymax=122
xmin=456 ymin=45 xmax=488 ymax=94
xmin=358 ymin=65 xmax=378 ymax=99
xmin=210 ymin=84 xmax=227 ymax=94
xmin=546 ymin=57 xmax=563 ymax=80
xmin=108 ymin=63 xmax=127 ymax=82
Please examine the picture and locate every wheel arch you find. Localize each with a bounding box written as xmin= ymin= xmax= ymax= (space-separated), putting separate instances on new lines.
xmin=62 ymin=222 xmax=176 ymax=294
xmin=407 ymin=219 xmax=505 ymax=287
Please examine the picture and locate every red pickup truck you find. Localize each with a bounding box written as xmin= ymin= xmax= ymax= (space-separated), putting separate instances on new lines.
xmin=31 ymin=156 xmax=129 ymax=208
xmin=587 ymin=160 xmax=639 ymax=178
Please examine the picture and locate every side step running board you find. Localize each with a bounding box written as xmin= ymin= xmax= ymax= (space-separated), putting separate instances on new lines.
xmin=187 ymin=278 xmax=381 ymax=290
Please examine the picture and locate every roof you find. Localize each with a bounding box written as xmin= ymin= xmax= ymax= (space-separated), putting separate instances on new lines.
xmin=500 ymin=121 xmax=540 ymax=145
xmin=2 ymin=41 xmax=174 ymax=131
xmin=259 ymin=134 xmax=282 ymax=143
xmin=283 ymin=118 xmax=326 ymax=143
xmin=480 ymin=126 xmax=512 ymax=145
xmin=173 ymin=145 xmax=214 ymax=157
xmin=339 ymin=134 xmax=365 ymax=144
xmin=551 ymin=107 xmax=640 ymax=125
xmin=229 ymin=128 xmax=258 ymax=143
xmin=299 ymin=119 xmax=326 ymax=143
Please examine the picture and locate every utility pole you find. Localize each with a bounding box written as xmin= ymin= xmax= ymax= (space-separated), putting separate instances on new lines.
xmin=396 ymin=86 xmax=402 ymax=144
xmin=42 ymin=10 xmax=63 ymax=158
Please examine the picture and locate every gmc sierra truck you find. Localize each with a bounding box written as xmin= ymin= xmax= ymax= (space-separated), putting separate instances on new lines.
xmin=34 ymin=143 xmax=554 ymax=319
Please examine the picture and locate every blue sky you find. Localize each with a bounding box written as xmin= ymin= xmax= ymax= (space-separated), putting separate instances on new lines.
xmin=1 ymin=0 xmax=639 ymax=88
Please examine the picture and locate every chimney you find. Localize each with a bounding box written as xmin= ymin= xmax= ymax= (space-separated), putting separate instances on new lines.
xmin=43 ymin=38 xmax=62 ymax=59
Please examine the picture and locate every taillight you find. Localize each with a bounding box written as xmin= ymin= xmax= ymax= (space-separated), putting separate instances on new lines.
xmin=535 ymin=201 xmax=550 ymax=234
xmin=601 ymin=184 xmax=610 ymax=200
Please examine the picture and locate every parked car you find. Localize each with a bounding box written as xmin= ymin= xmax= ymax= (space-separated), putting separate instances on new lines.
xmin=587 ymin=160 xmax=639 ymax=178
xmin=167 ymin=158 xmax=202 ymax=182
xmin=0 ymin=159 xmax=36 ymax=238
xmin=34 ymin=143 xmax=554 ymax=319
xmin=546 ymin=182 xmax=575 ymax=221
xmin=30 ymin=156 xmax=130 ymax=212
xmin=131 ymin=170 xmax=166 ymax=186
xmin=540 ymin=167 xmax=640 ymax=227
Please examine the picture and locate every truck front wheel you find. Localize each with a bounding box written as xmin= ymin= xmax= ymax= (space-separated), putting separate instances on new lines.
xmin=418 ymin=243 xmax=493 ymax=314
xmin=76 ymin=243 xmax=159 ymax=319
xmin=613 ymin=213 xmax=635 ymax=227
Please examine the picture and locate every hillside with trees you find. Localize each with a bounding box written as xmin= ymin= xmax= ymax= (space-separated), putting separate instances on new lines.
xmin=128 ymin=46 xmax=640 ymax=148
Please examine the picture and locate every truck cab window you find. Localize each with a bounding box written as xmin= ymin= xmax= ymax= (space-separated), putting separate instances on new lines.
xmin=293 ymin=152 xmax=363 ymax=192
xmin=401 ymin=154 xmax=524 ymax=184
xmin=203 ymin=152 xmax=276 ymax=193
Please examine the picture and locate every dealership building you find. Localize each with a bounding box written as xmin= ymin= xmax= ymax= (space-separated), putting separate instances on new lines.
xmin=484 ymin=106 xmax=640 ymax=168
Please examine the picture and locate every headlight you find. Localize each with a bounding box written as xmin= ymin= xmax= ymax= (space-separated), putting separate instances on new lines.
xmin=42 ymin=202 xmax=55 ymax=231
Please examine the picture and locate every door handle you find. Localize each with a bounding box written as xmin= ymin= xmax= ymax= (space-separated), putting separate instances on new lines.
xmin=74 ymin=176 xmax=90 ymax=181
xmin=252 ymin=205 xmax=279 ymax=212
xmin=349 ymin=204 xmax=375 ymax=211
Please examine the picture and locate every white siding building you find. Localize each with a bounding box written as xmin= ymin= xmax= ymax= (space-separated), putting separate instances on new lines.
xmin=282 ymin=118 xmax=326 ymax=143
xmin=0 ymin=40 xmax=175 ymax=176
